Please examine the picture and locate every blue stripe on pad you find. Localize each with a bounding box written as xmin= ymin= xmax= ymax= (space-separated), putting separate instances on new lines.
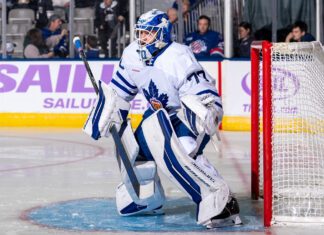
xmin=119 ymin=109 xmax=129 ymax=121
xmin=157 ymin=111 xmax=201 ymax=204
xmin=182 ymin=102 xmax=199 ymax=135
xmin=120 ymin=202 xmax=147 ymax=215
xmin=91 ymin=81 xmax=105 ymax=140
xmin=196 ymin=89 xmax=219 ymax=97
xmin=195 ymin=134 xmax=210 ymax=157
xmin=215 ymin=102 xmax=223 ymax=108
xmin=191 ymin=112 xmax=198 ymax=135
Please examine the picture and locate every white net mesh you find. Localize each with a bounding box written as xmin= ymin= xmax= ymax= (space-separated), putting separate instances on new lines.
xmin=259 ymin=42 xmax=324 ymax=224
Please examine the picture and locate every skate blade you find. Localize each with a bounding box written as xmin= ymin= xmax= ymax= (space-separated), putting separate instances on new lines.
xmin=207 ymin=214 xmax=243 ymax=229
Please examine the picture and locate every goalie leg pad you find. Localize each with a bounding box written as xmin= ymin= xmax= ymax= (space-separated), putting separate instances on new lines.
xmin=141 ymin=109 xmax=229 ymax=224
xmin=115 ymin=121 xmax=165 ymax=216
xmin=178 ymin=136 xmax=198 ymax=156
xmin=116 ymin=176 xmax=165 ymax=216
xmin=116 ymin=159 xmax=166 ymax=216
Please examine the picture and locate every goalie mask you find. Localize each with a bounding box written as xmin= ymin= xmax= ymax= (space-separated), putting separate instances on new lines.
xmin=135 ymin=9 xmax=172 ymax=62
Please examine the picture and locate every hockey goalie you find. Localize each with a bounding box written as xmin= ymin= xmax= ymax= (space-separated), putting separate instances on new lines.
xmin=83 ymin=9 xmax=242 ymax=228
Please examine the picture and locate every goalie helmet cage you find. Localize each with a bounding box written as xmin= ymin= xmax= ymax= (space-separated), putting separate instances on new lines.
xmin=250 ymin=41 xmax=324 ymax=227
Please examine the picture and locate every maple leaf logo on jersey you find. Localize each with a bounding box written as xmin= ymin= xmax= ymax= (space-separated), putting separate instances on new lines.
xmin=143 ymin=80 xmax=169 ymax=111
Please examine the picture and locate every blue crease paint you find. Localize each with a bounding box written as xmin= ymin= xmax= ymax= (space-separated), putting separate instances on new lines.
xmin=24 ymin=197 xmax=264 ymax=232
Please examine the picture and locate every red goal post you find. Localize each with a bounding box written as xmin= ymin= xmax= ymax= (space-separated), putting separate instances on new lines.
xmin=250 ymin=41 xmax=324 ymax=227
xmin=251 ymin=41 xmax=273 ymax=227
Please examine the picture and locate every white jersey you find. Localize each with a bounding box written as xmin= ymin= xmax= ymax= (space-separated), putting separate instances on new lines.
xmin=110 ymin=41 xmax=222 ymax=115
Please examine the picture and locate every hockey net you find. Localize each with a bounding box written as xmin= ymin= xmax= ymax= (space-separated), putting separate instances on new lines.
xmin=251 ymin=41 xmax=324 ymax=226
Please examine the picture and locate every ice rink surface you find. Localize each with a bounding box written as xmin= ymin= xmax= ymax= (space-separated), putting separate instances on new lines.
xmin=1 ymin=128 xmax=323 ymax=235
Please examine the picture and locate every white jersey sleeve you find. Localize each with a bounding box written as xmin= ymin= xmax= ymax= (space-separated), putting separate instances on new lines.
xmin=176 ymin=47 xmax=222 ymax=110
xmin=110 ymin=43 xmax=139 ymax=101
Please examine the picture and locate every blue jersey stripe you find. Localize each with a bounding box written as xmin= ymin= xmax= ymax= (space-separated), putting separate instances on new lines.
xmin=111 ymin=79 xmax=136 ymax=96
xmin=116 ymin=71 xmax=137 ymax=90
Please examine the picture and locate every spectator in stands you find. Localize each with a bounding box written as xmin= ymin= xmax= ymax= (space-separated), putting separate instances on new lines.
xmin=85 ymin=35 xmax=100 ymax=58
xmin=184 ymin=15 xmax=224 ymax=58
xmin=95 ymin=0 xmax=124 ymax=57
xmin=277 ymin=26 xmax=291 ymax=42
xmin=172 ymin=0 xmax=190 ymax=23
xmin=35 ymin=0 xmax=54 ymax=29
xmin=116 ymin=0 xmax=129 ymax=30
xmin=41 ymin=14 xmax=69 ymax=57
xmin=167 ymin=7 xmax=178 ymax=41
xmin=172 ymin=0 xmax=195 ymax=10
xmin=285 ymin=21 xmax=315 ymax=42
xmin=235 ymin=22 xmax=253 ymax=58
xmin=182 ymin=0 xmax=190 ymax=22
xmin=167 ymin=7 xmax=178 ymax=24
xmin=23 ymin=28 xmax=54 ymax=58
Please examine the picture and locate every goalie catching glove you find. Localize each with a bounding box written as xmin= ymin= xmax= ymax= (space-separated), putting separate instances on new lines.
xmin=181 ymin=93 xmax=223 ymax=136
xmin=83 ymin=81 xmax=130 ymax=140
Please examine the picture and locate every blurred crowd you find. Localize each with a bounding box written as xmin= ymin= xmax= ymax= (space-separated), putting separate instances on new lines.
xmin=167 ymin=0 xmax=315 ymax=59
xmin=1 ymin=0 xmax=128 ymax=59
xmin=0 ymin=0 xmax=316 ymax=59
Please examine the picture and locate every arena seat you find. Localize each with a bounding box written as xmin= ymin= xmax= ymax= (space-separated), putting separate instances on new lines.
xmin=9 ymin=8 xmax=35 ymax=22
xmin=74 ymin=7 xmax=95 ymax=37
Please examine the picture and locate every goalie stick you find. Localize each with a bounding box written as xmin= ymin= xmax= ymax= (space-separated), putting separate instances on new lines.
xmin=73 ymin=37 xmax=141 ymax=197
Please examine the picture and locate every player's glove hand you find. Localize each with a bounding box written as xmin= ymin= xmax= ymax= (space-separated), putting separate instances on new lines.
xmin=204 ymin=103 xmax=222 ymax=136
xmin=181 ymin=94 xmax=223 ymax=137
xmin=199 ymin=93 xmax=223 ymax=136
xmin=83 ymin=81 xmax=130 ymax=140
